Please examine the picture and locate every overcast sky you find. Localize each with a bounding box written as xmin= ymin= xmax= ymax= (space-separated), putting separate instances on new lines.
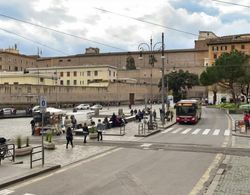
xmin=0 ymin=0 xmax=250 ymax=57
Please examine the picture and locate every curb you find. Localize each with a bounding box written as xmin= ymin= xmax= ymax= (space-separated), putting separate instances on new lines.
xmin=0 ymin=164 xmax=61 ymax=189
xmin=232 ymin=132 xmax=250 ymax=138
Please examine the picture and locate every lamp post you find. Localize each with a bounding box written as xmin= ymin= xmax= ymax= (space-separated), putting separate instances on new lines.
xmin=160 ymin=33 xmax=166 ymax=125
xmin=138 ymin=33 xmax=165 ymax=129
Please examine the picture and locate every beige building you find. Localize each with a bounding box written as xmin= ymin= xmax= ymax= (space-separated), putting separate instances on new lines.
xmin=27 ymin=65 xmax=117 ymax=87
xmin=0 ymin=71 xmax=56 ymax=85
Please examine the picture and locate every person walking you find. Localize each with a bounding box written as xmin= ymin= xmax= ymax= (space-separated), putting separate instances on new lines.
xmin=170 ymin=111 xmax=174 ymax=122
xmin=66 ymin=127 xmax=73 ymax=149
xmin=153 ymin=110 xmax=156 ymax=121
xmin=82 ymin=123 xmax=89 ymax=143
xmin=96 ymin=119 xmax=104 ymax=141
xmin=30 ymin=119 xmax=35 ymax=135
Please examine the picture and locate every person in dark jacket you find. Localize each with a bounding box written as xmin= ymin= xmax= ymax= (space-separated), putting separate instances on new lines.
xmin=82 ymin=123 xmax=89 ymax=143
xmin=66 ymin=127 xmax=73 ymax=149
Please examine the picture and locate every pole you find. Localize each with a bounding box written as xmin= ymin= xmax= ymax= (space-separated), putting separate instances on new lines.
xmin=161 ymin=32 xmax=165 ymax=125
xmin=149 ymin=38 xmax=153 ymax=129
xmin=41 ymin=111 xmax=44 ymax=166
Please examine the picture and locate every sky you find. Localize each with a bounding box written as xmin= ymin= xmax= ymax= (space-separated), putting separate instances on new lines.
xmin=0 ymin=0 xmax=250 ymax=57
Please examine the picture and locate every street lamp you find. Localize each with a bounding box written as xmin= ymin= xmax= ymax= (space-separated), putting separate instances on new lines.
xmin=138 ymin=33 xmax=165 ymax=129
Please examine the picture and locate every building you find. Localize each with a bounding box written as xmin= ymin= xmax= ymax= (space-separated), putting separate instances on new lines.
xmin=27 ymin=65 xmax=117 ymax=87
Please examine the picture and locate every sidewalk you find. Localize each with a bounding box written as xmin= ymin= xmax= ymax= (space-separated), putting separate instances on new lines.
xmin=0 ymin=117 xmax=175 ymax=189
xmin=209 ymin=113 xmax=250 ymax=194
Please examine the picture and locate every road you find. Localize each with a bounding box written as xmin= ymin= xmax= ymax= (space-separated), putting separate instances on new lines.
xmin=3 ymin=107 xmax=230 ymax=195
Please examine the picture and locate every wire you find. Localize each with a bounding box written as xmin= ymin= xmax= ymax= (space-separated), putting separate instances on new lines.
xmin=94 ymin=7 xmax=199 ymax=37
xmin=0 ymin=27 xmax=69 ymax=55
xmin=0 ymin=13 xmax=126 ymax=51
xmin=211 ymin=0 xmax=250 ymax=8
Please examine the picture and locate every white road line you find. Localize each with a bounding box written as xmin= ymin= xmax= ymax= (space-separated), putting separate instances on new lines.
xmin=192 ymin=129 xmax=201 ymax=135
xmin=24 ymin=193 xmax=36 ymax=195
xmin=161 ymin=127 xmax=174 ymax=134
xmin=202 ymin=129 xmax=211 ymax=135
xmin=0 ymin=189 xmax=14 ymax=195
xmin=224 ymin=129 xmax=230 ymax=136
xmin=181 ymin=128 xmax=192 ymax=134
xmin=213 ymin=129 xmax=220 ymax=136
xmin=140 ymin=143 xmax=152 ymax=148
xmin=172 ymin=127 xmax=183 ymax=134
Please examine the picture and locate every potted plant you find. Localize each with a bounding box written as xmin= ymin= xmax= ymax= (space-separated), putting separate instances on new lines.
xmin=44 ymin=129 xmax=55 ymax=149
xmin=89 ymin=125 xmax=98 ymax=139
xmin=15 ymin=136 xmax=32 ymax=156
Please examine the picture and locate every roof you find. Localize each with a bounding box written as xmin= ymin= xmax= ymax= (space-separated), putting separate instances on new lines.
xmin=207 ymin=34 xmax=250 ymax=45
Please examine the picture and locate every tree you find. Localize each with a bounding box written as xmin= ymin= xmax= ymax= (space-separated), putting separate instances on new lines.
xmin=159 ymin=69 xmax=199 ymax=102
xmin=200 ymin=50 xmax=249 ymax=104
xmin=200 ymin=66 xmax=219 ymax=104
xmin=126 ymin=56 xmax=136 ymax=70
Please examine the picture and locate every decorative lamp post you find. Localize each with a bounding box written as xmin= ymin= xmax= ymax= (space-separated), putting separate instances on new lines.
xmin=138 ymin=33 xmax=165 ymax=129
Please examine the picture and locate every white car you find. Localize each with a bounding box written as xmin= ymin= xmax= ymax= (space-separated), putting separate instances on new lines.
xmin=0 ymin=108 xmax=16 ymax=115
xmin=90 ymin=104 xmax=103 ymax=110
xmin=75 ymin=104 xmax=90 ymax=110
xmin=32 ymin=105 xmax=40 ymax=112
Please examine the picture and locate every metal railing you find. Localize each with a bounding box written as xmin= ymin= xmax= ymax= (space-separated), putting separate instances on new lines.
xmin=30 ymin=145 xmax=43 ymax=169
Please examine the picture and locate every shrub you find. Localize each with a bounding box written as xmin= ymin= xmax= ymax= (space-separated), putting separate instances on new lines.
xmin=89 ymin=125 xmax=97 ymax=133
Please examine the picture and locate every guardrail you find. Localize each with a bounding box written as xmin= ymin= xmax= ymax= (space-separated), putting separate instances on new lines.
xmin=30 ymin=145 xmax=43 ymax=169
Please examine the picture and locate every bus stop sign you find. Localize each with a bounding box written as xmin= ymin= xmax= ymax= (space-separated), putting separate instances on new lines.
xmin=40 ymin=96 xmax=47 ymax=113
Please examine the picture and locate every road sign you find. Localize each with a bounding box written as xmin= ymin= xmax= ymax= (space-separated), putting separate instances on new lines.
xmin=40 ymin=96 xmax=47 ymax=113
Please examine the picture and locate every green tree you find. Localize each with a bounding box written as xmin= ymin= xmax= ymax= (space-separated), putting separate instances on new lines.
xmin=200 ymin=50 xmax=249 ymax=103
xmin=126 ymin=56 xmax=136 ymax=70
xmin=200 ymin=66 xmax=219 ymax=104
xmin=159 ymin=69 xmax=199 ymax=102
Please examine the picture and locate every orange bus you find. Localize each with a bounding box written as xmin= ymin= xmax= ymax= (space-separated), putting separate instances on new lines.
xmin=175 ymin=99 xmax=201 ymax=124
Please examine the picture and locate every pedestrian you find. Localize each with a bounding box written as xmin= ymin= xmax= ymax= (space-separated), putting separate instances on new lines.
xmin=96 ymin=119 xmax=104 ymax=141
xmin=129 ymin=103 xmax=131 ymax=109
xmin=30 ymin=119 xmax=35 ymax=135
xmin=64 ymin=115 xmax=72 ymax=129
xmin=66 ymin=127 xmax=73 ymax=149
xmin=71 ymin=115 xmax=77 ymax=130
xmin=130 ymin=109 xmax=134 ymax=116
xmin=153 ymin=110 xmax=156 ymax=121
xmin=170 ymin=111 xmax=174 ymax=122
xmin=82 ymin=123 xmax=89 ymax=143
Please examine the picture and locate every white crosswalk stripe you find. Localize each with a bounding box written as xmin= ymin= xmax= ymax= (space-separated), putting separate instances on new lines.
xmin=192 ymin=128 xmax=201 ymax=135
xmin=161 ymin=127 xmax=174 ymax=134
xmin=172 ymin=127 xmax=183 ymax=134
xmin=213 ymin=129 xmax=220 ymax=136
xmin=224 ymin=129 xmax=230 ymax=136
xmin=202 ymin=129 xmax=211 ymax=135
xmin=140 ymin=143 xmax=152 ymax=147
xmin=181 ymin=128 xmax=192 ymax=134
xmin=0 ymin=189 xmax=14 ymax=195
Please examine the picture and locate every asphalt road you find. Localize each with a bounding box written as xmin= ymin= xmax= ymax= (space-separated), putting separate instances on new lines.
xmin=5 ymin=107 xmax=230 ymax=195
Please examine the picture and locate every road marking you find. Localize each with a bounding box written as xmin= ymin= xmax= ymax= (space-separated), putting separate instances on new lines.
xmin=202 ymin=129 xmax=210 ymax=135
xmin=224 ymin=129 xmax=230 ymax=136
xmin=181 ymin=128 xmax=192 ymax=134
xmin=140 ymin=143 xmax=152 ymax=148
xmin=0 ymin=189 xmax=14 ymax=195
xmin=10 ymin=148 xmax=122 ymax=190
xmin=171 ymin=127 xmax=183 ymax=134
xmin=161 ymin=127 xmax=174 ymax=134
xmin=213 ymin=129 xmax=220 ymax=136
xmin=191 ymin=129 xmax=201 ymax=135
xmin=24 ymin=193 xmax=36 ymax=195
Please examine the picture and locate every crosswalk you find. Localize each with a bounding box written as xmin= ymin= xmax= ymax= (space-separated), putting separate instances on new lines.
xmin=161 ymin=127 xmax=230 ymax=136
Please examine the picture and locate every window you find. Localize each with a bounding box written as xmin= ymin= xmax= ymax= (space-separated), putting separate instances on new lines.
xmin=67 ymin=59 xmax=71 ymax=62
xmin=231 ymin=45 xmax=235 ymax=50
xmin=59 ymin=59 xmax=63 ymax=62
xmin=113 ymin=72 xmax=115 ymax=77
xmin=73 ymin=71 xmax=77 ymax=76
xmin=87 ymin=71 xmax=91 ymax=76
xmin=67 ymin=72 xmax=70 ymax=77
xmin=221 ymin=46 xmax=227 ymax=51
xmin=40 ymin=78 xmax=44 ymax=83
xmin=241 ymin=45 xmax=245 ymax=49
xmin=0 ymin=57 xmax=2 ymax=61
xmin=94 ymin=71 xmax=98 ymax=76
xmin=213 ymin=54 xmax=217 ymax=59
xmin=60 ymin=80 xmax=64 ymax=85
xmin=82 ymin=72 xmax=84 ymax=76
xmin=13 ymin=82 xmax=19 ymax=85
xmin=73 ymin=80 xmax=77 ymax=85
xmin=14 ymin=66 xmax=18 ymax=71
xmin=109 ymin=70 xmax=111 ymax=76
xmin=60 ymin=72 xmax=64 ymax=77
xmin=67 ymin=80 xmax=70 ymax=85
xmin=0 ymin=65 xmax=2 ymax=70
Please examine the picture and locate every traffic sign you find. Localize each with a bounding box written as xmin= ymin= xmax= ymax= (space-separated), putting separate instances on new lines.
xmin=40 ymin=96 xmax=47 ymax=113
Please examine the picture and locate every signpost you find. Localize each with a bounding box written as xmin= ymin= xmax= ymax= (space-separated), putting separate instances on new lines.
xmin=39 ymin=96 xmax=47 ymax=166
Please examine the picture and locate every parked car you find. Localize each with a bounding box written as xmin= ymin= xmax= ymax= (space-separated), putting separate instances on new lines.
xmin=90 ymin=104 xmax=103 ymax=110
xmin=32 ymin=105 xmax=40 ymax=112
xmin=75 ymin=104 xmax=90 ymax=110
xmin=0 ymin=108 xmax=16 ymax=115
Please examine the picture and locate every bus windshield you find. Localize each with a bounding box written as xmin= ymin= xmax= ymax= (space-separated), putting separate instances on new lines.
xmin=176 ymin=106 xmax=196 ymax=116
